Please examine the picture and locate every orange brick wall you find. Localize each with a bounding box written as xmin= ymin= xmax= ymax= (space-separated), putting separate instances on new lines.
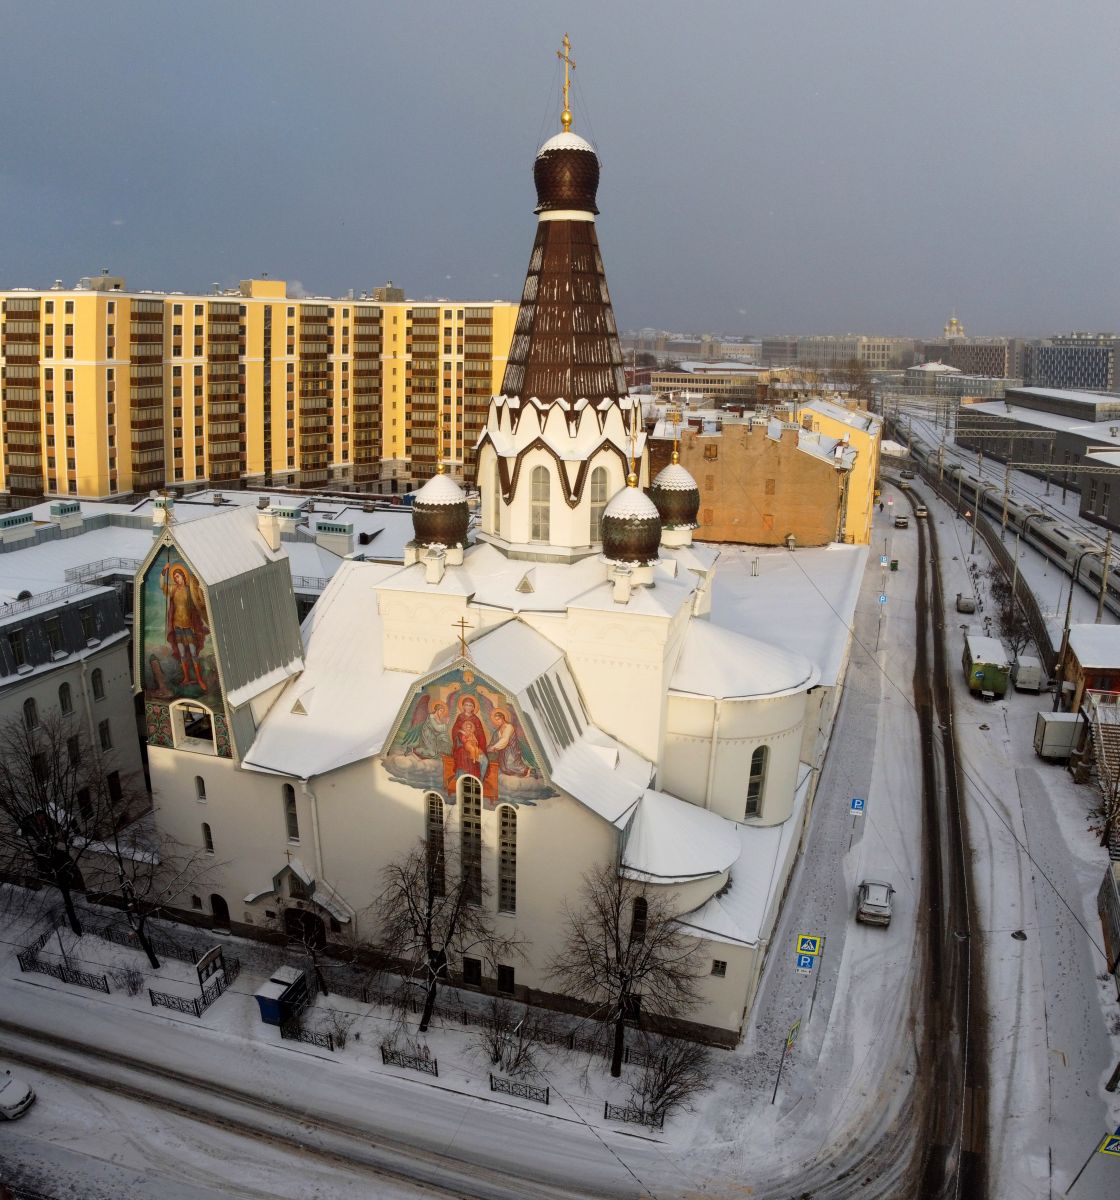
xmin=674 ymin=423 xmax=844 ymax=546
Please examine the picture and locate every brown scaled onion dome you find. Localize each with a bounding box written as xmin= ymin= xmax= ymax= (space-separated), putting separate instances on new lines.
xmin=534 ymin=131 xmax=600 ymax=215
xmin=601 ymin=474 xmax=662 ymax=564
xmin=410 ymin=468 xmax=469 ymax=549
xmin=649 ymin=456 xmax=701 ymax=530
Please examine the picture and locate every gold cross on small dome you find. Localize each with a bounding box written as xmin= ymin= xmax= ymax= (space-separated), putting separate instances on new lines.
xmin=557 ymin=33 xmax=576 ymax=132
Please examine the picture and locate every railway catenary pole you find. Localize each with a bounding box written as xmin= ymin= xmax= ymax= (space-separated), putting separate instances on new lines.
xmin=1097 ymin=529 xmax=1113 ymax=624
xmin=1001 ymin=461 xmax=1012 ymax=538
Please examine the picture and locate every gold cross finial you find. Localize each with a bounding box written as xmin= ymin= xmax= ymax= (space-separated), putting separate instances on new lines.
xmin=453 ymin=616 xmax=471 ymax=658
xmin=557 ymin=33 xmax=575 ymax=132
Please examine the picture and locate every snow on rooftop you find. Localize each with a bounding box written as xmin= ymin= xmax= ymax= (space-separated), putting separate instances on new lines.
xmin=709 ymin=543 xmax=866 ymax=687
xmin=165 ymin=506 xmax=285 ymax=586
xmin=241 ymin=560 xmax=414 ymax=779
xmin=676 ymin=763 xmax=811 ymax=946
xmin=652 ymin=462 xmax=698 ymax=491
xmin=622 ymin=788 xmax=741 ymax=882
xmin=412 ymin=472 xmax=466 ymax=507
xmin=603 ymin=484 xmax=660 ymax=522
xmin=964 ymin=633 xmax=1011 ymax=665
xmin=671 ymin=618 xmax=818 ymax=700
xmin=537 ymin=130 xmax=597 ymax=157
xmin=550 ymin=731 xmax=650 ymax=824
xmin=1066 ymin=624 xmax=1120 ymax=668
xmin=467 ymin=620 xmax=564 ymax=696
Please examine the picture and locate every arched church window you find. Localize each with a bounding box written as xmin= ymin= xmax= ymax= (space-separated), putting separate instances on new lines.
xmin=459 ymin=775 xmax=482 ymax=903
xmin=530 ymin=465 xmax=550 ymax=543
xmin=497 ymin=805 xmax=516 ymax=913
xmin=426 ymin=791 xmax=445 ymax=897
xmin=630 ymin=896 xmax=648 ymax=944
xmin=58 ymin=683 xmax=73 ymax=715
xmin=194 ymin=775 xmax=206 ymax=803
xmin=91 ymin=669 xmax=104 ymax=701
xmin=283 ymin=783 xmax=300 ymax=841
xmin=589 ymin=466 xmax=608 ymax=543
xmin=22 ymin=698 xmax=38 ymax=730
xmin=745 ymin=745 xmax=768 ymax=818
xmin=201 ymin=822 xmax=214 ymax=854
xmin=492 ymin=461 xmax=502 ymax=535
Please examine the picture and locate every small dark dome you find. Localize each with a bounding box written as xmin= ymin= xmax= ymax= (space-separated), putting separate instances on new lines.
xmin=601 ymin=479 xmax=661 ymax=565
xmin=411 ymin=471 xmax=469 ymax=548
xmin=534 ymin=132 xmax=600 ymax=215
xmin=649 ymin=460 xmax=701 ymax=530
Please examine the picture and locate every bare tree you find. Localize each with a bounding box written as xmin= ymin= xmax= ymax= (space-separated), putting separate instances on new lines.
xmin=628 ymin=1034 xmax=712 ymax=1125
xmin=985 ymin=563 xmax=1033 ymax=657
xmin=375 ymin=837 xmax=520 ymax=1033
xmin=0 ymin=711 xmax=143 ymax=936
xmin=472 ymin=997 xmax=547 ymax=1077
xmin=549 ymin=863 xmax=704 ymax=1077
xmin=84 ymin=818 xmax=217 ymax=970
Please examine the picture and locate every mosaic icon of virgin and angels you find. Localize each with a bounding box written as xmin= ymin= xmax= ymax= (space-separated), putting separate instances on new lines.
xmin=384 ymin=666 xmax=555 ymax=806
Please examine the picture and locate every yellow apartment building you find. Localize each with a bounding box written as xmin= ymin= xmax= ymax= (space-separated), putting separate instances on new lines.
xmin=793 ymin=397 xmax=882 ymax=544
xmin=0 ymin=276 xmax=515 ymax=502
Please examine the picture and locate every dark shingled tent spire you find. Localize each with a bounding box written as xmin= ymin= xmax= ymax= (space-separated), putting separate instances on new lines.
xmin=500 ymin=75 xmax=626 ymax=404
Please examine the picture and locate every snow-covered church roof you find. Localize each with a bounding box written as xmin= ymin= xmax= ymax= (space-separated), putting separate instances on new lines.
xmin=671 ymin=619 xmax=819 ymax=700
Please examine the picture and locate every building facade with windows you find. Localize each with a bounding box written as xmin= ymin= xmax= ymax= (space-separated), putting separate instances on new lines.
xmin=139 ymin=112 xmax=833 ymax=1045
xmin=0 ymin=580 xmax=143 ymax=808
xmin=0 ymin=276 xmax=516 ymax=503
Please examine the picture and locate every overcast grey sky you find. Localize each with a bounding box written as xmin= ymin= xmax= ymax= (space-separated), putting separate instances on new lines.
xmin=3 ymin=1 xmax=1118 ymax=337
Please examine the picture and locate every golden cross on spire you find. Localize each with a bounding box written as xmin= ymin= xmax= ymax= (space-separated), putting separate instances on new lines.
xmin=557 ymin=33 xmax=575 ymax=132
xmin=453 ymin=616 xmax=471 ymax=658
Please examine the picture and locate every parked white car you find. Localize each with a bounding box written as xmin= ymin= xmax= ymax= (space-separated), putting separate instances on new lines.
xmin=0 ymin=1068 xmax=35 ymax=1119
xmin=856 ymin=879 xmax=895 ymax=927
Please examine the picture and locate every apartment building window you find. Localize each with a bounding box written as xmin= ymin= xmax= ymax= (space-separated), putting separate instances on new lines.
xmin=44 ymin=615 xmax=63 ymax=655
xmin=65 ymin=300 xmax=73 ymax=314
xmin=461 ymin=956 xmax=482 ymax=987
xmin=98 ymin=719 xmax=112 ymax=750
xmin=711 ymin=959 xmax=728 ymax=978
xmin=173 ymin=304 xmax=182 ymax=315
xmin=45 ymin=300 xmax=53 ymax=313
xmin=194 ymin=304 xmax=203 ymax=316
xmin=496 ymin=964 xmax=515 ymax=995
xmin=8 ymin=629 xmax=27 ymax=668
xmin=1090 ymin=479 xmax=1099 ymax=512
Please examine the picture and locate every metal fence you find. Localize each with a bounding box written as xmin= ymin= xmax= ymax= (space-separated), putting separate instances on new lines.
xmin=489 ymin=1074 xmax=548 ymax=1104
xmin=149 ymin=958 xmax=241 ymax=1018
xmin=381 ymin=1046 xmax=438 ymax=1076
xmin=95 ymin=922 xmax=199 ymax=965
xmin=603 ymin=1101 xmax=664 ymax=1130
xmin=17 ymin=950 xmax=110 ymax=994
xmin=280 ymin=1020 xmax=335 ymax=1051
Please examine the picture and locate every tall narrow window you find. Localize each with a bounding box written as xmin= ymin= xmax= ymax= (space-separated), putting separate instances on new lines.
xmin=283 ymin=783 xmax=299 ymax=841
xmin=589 ymin=466 xmax=608 ymax=543
xmin=91 ymin=668 xmax=104 ymax=700
xmin=460 ymin=775 xmax=482 ymax=904
xmin=202 ymin=822 xmax=214 ymax=854
xmin=44 ymin=615 xmax=63 ymax=655
xmin=22 ymin=698 xmax=38 ymax=730
xmin=745 ymin=745 xmax=768 ymax=818
xmin=426 ymin=792 xmax=445 ymax=897
xmin=498 ymin=805 xmax=517 ymax=913
xmin=492 ymin=462 xmax=502 ymax=534
xmin=58 ymin=683 xmax=72 ymax=714
xmin=98 ymin=718 xmax=112 ymax=750
xmin=631 ymin=896 xmax=648 ymax=944
xmin=195 ymin=775 xmax=207 ymax=803
xmin=530 ymin=465 xmax=550 ymax=543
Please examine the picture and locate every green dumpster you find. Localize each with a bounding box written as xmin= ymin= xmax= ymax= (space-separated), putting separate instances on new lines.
xmin=890 ymin=559 xmax=898 ymax=571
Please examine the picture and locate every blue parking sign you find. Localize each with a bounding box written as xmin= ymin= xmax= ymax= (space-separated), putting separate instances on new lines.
xmin=850 ymin=797 xmax=866 ymax=815
xmin=794 ymin=953 xmax=815 ymax=972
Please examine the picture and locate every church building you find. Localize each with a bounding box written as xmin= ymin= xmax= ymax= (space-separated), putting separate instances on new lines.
xmin=136 ymin=86 xmax=826 ymax=1044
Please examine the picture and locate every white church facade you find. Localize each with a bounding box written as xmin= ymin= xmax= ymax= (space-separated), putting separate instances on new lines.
xmin=137 ymin=110 xmax=830 ymax=1044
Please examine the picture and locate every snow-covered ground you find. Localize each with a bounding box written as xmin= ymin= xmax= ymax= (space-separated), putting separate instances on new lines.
xmin=2 ymin=503 xmax=1119 ymax=1196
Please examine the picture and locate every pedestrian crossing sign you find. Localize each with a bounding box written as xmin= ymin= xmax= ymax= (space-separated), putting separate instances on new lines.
xmin=1101 ymin=1131 xmax=1120 ymax=1156
xmin=796 ymin=934 xmax=823 ymax=956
